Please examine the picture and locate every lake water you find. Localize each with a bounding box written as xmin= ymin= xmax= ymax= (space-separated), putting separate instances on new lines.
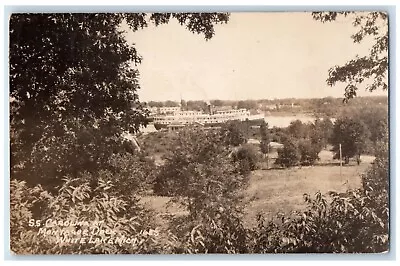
xmin=264 ymin=116 xmax=318 ymax=128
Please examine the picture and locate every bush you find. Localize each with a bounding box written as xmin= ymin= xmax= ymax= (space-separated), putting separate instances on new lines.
xmin=232 ymin=144 xmax=259 ymax=175
xmin=176 ymin=204 xmax=248 ymax=254
xmin=250 ymin=190 xmax=388 ymax=253
xmin=106 ymin=153 xmax=156 ymax=196
xmin=270 ymin=127 xmax=289 ymax=143
xmin=10 ymin=176 xmax=164 ymax=254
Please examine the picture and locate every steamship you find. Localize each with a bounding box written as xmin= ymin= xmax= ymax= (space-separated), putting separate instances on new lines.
xmin=151 ymin=104 xmax=265 ymax=130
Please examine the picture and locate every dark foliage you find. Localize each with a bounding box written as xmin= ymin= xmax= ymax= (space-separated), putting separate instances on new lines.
xmin=10 ymin=13 xmax=229 ymax=188
xmin=220 ymin=120 xmax=248 ymax=147
xmin=259 ymin=121 xmax=270 ymax=155
xmin=298 ymin=139 xmax=320 ymax=166
xmin=330 ymin=117 xmax=370 ymax=163
xmin=153 ymin=128 xmax=248 ymax=214
xmin=275 ymin=138 xmax=301 ymax=167
xmin=232 ymin=144 xmax=259 ymax=176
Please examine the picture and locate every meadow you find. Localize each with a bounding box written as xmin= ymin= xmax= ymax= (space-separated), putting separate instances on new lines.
xmin=139 ymin=149 xmax=375 ymax=228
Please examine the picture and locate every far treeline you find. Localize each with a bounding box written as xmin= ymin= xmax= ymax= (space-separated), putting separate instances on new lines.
xmin=146 ymin=96 xmax=388 ymax=117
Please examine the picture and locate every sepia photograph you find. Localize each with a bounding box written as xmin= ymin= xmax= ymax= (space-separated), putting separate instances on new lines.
xmin=9 ymin=11 xmax=389 ymax=255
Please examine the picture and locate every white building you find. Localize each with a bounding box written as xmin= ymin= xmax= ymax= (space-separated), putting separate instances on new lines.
xmin=158 ymin=106 xmax=181 ymax=114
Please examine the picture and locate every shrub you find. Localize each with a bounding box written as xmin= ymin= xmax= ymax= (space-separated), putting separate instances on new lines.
xmin=232 ymin=144 xmax=259 ymax=175
xmin=176 ymin=204 xmax=248 ymax=254
xmin=10 ymin=175 xmax=164 ymax=254
xmin=106 ymin=153 xmax=156 ymax=196
xmin=250 ymin=189 xmax=388 ymax=253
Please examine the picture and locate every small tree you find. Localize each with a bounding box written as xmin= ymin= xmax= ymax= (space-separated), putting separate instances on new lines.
xmin=330 ymin=117 xmax=370 ymax=164
xmin=275 ymin=138 xmax=300 ymax=168
xmin=298 ymin=139 xmax=321 ymax=166
xmin=313 ymin=118 xmax=334 ymax=149
xmin=154 ymin=128 xmax=248 ymax=218
xmin=352 ymin=106 xmax=388 ymax=154
xmin=220 ymin=120 xmax=247 ymax=147
xmin=287 ymin=120 xmax=308 ymax=139
xmin=259 ymin=121 xmax=270 ymax=168
xmin=155 ymin=128 xmax=250 ymax=254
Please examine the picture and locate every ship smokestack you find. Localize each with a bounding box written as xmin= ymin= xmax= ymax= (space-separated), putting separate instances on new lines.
xmin=206 ymin=101 xmax=213 ymax=115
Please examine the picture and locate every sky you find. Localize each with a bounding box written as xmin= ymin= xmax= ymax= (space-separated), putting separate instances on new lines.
xmin=125 ymin=12 xmax=388 ymax=102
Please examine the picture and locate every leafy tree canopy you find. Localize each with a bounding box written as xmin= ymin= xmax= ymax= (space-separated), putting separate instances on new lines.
xmin=330 ymin=117 xmax=370 ymax=163
xmin=312 ymin=12 xmax=388 ymax=101
xmin=153 ymin=128 xmax=248 ymax=218
xmin=220 ymin=120 xmax=248 ymax=147
xmin=275 ymin=137 xmax=301 ymax=168
xmin=10 ymin=13 xmax=229 ymax=187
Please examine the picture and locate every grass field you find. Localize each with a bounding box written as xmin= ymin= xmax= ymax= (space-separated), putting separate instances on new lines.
xmin=242 ymin=150 xmax=374 ymax=226
xmin=140 ymin=149 xmax=375 ymax=228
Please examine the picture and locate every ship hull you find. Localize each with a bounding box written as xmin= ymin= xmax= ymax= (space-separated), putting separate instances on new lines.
xmin=153 ymin=117 xmax=265 ymax=130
